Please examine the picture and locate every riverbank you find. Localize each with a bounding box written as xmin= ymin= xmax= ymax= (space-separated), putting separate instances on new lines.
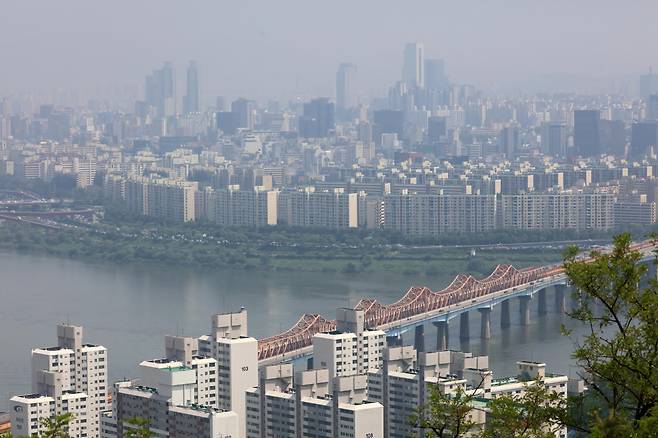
xmin=0 ymin=221 xmax=565 ymax=276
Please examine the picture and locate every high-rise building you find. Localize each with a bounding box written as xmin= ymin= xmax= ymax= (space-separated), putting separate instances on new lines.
xmin=646 ymin=94 xmax=658 ymax=121
xmin=541 ymin=122 xmax=567 ymax=157
xmin=424 ymin=58 xmax=446 ymax=90
xmin=373 ymin=109 xmax=404 ymax=143
xmin=631 ymin=121 xmax=658 ymax=158
xmin=183 ymin=61 xmax=199 ymax=114
xmin=125 ymin=176 xmax=198 ymax=222
xmin=277 ymin=188 xmax=359 ymax=229
xmin=145 ymin=62 xmax=176 ymax=118
xmin=574 ymin=110 xmax=601 ymax=157
xmin=10 ymin=324 xmax=108 ymax=438
xmin=640 ymin=68 xmax=658 ymax=99
xmin=403 ymin=42 xmax=424 ymax=89
xmin=245 ymin=364 xmax=384 ymax=438
xmin=204 ymin=186 xmax=278 ymax=227
xmin=336 ymin=62 xmax=357 ymax=112
xmin=299 ymin=98 xmax=335 ymax=138
xmin=599 ymin=119 xmax=626 ymax=156
xmin=231 ymin=98 xmax=255 ymax=130
xmin=500 ymin=125 xmax=520 ymax=158
xmin=198 ymin=309 xmax=258 ymax=438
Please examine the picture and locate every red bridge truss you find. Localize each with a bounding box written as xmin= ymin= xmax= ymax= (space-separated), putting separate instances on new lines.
xmin=257 ymin=241 xmax=657 ymax=361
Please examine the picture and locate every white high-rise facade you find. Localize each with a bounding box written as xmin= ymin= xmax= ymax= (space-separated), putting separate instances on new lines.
xmin=312 ymin=308 xmax=385 ymax=382
xmin=199 ymin=308 xmax=259 ymax=438
xmin=245 ymin=364 xmax=384 ymax=438
xmin=403 ymin=42 xmax=424 ymax=89
xmin=10 ymin=324 xmax=108 ymax=438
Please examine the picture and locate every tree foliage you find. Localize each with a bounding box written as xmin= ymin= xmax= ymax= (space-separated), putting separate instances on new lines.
xmin=564 ymin=233 xmax=658 ymax=431
xmin=482 ymin=378 xmax=567 ymax=438
xmin=124 ymin=416 xmax=155 ymax=438
xmin=411 ymin=383 xmax=482 ymax=437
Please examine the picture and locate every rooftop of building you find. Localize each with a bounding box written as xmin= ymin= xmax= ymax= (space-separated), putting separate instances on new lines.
xmin=128 ymin=385 xmax=159 ymax=394
xmin=10 ymin=393 xmax=54 ymax=401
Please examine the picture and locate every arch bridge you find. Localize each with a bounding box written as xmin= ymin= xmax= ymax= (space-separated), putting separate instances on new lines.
xmin=258 ymin=240 xmax=658 ymax=365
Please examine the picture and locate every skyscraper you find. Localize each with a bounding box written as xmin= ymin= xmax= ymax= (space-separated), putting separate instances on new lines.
xmin=336 ymin=62 xmax=357 ymax=112
xmin=646 ymin=94 xmax=658 ymax=121
xmin=640 ymin=68 xmax=658 ymax=99
xmin=231 ymin=98 xmax=255 ymax=130
xmin=427 ymin=116 xmax=447 ymax=143
xmin=183 ymin=61 xmax=199 ymax=114
xmin=541 ymin=122 xmax=567 ymax=157
xmin=631 ymin=121 xmax=658 ymax=158
xmin=402 ymin=42 xmax=424 ymax=89
xmin=299 ymin=98 xmax=335 ymax=138
xmin=574 ymin=110 xmax=601 ymax=157
xmin=424 ymin=58 xmax=446 ymax=90
xmin=500 ymin=125 xmax=520 ymax=158
xmin=145 ymin=62 xmax=176 ymax=118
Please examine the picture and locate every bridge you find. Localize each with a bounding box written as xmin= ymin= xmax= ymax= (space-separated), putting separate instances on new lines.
xmin=257 ymin=240 xmax=658 ymax=365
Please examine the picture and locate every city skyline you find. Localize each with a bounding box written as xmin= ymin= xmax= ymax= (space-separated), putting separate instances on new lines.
xmin=1 ymin=0 xmax=658 ymax=102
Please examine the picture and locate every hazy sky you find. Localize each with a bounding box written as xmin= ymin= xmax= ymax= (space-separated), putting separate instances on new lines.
xmin=1 ymin=0 xmax=657 ymax=102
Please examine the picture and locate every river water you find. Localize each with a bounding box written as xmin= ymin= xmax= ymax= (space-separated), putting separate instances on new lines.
xmin=0 ymin=251 xmax=587 ymax=410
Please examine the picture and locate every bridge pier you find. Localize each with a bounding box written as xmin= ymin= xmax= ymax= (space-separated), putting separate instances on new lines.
xmin=555 ymin=285 xmax=566 ymax=313
xmin=414 ymin=324 xmax=426 ymax=352
xmin=500 ymin=300 xmax=511 ymax=328
xmin=538 ymin=289 xmax=547 ymax=315
xmin=519 ymin=296 xmax=531 ymax=326
xmin=460 ymin=312 xmax=470 ymax=340
xmin=433 ymin=321 xmax=449 ymax=351
xmin=479 ymin=308 xmax=491 ymax=340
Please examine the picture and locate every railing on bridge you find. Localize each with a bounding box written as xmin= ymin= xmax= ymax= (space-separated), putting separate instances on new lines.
xmin=257 ymin=240 xmax=657 ymax=362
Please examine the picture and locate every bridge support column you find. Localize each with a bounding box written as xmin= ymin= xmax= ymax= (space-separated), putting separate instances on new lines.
xmin=414 ymin=324 xmax=425 ymax=353
xmin=501 ymin=300 xmax=511 ymax=328
xmin=433 ymin=321 xmax=449 ymax=351
xmin=479 ymin=308 xmax=491 ymax=340
xmin=538 ymin=289 xmax=547 ymax=315
xmin=459 ymin=312 xmax=470 ymax=341
xmin=555 ymin=285 xmax=566 ymax=313
xmin=519 ymin=296 xmax=531 ymax=326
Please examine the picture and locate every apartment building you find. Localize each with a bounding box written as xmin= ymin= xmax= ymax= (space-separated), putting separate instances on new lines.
xmin=245 ymin=364 xmax=384 ymax=438
xmin=73 ymin=157 xmax=97 ymax=188
xmin=198 ymin=308 xmax=259 ymax=437
xmin=114 ymin=385 xmax=239 ymax=438
xmin=383 ymin=193 xmax=497 ymax=236
xmin=312 ymin=309 xmax=386 ymax=381
xmin=614 ymin=196 xmax=657 ymax=226
xmin=10 ymin=324 xmax=108 ymax=438
xmin=367 ymin=345 xmax=570 ymax=438
xmin=278 ymin=187 xmax=359 ymax=228
xmin=204 ymin=185 xmax=278 ymax=226
xmin=124 ymin=176 xmax=198 ymax=222
xmin=499 ymin=192 xmax=615 ymax=231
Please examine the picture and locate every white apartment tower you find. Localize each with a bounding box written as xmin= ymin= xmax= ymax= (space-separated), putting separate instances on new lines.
xmin=312 ymin=308 xmax=386 ymax=382
xmin=245 ymin=363 xmax=384 ymax=438
xmin=10 ymin=324 xmax=108 ymax=438
xmin=198 ymin=308 xmax=258 ymax=438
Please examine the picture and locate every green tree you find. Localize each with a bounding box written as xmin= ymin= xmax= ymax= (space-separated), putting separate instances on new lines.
xmin=563 ymin=233 xmax=658 ymax=431
xmin=40 ymin=412 xmax=74 ymax=438
xmin=411 ymin=379 xmax=487 ymax=437
xmin=482 ymin=378 xmax=567 ymax=438
xmin=124 ymin=416 xmax=155 ymax=438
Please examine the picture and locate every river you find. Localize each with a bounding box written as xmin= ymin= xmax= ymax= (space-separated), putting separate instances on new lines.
xmin=0 ymin=250 xmax=586 ymax=410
